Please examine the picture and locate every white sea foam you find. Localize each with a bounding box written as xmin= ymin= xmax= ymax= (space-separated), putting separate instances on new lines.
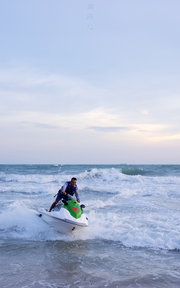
xmin=0 ymin=195 xmax=179 ymax=250
xmin=0 ymin=166 xmax=180 ymax=250
xmin=0 ymin=201 xmax=67 ymax=241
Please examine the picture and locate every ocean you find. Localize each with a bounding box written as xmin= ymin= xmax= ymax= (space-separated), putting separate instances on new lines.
xmin=0 ymin=164 xmax=180 ymax=288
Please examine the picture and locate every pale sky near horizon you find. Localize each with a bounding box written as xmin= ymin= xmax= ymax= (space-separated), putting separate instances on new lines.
xmin=0 ymin=0 xmax=180 ymax=164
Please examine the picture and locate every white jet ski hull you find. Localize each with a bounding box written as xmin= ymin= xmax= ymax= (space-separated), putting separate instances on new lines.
xmin=39 ymin=208 xmax=88 ymax=233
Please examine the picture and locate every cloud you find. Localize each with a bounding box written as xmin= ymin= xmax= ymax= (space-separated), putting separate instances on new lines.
xmin=140 ymin=109 xmax=149 ymax=115
xmin=0 ymin=108 xmax=123 ymax=131
xmin=89 ymin=126 xmax=130 ymax=132
xmin=148 ymin=133 xmax=180 ymax=142
xmin=0 ymin=67 xmax=108 ymax=114
xmin=1 ymin=66 xmax=180 ymax=148
xmin=0 ymin=107 xmax=174 ymax=144
xmin=1 ymin=66 xmax=180 ymax=127
xmin=20 ymin=121 xmax=58 ymax=129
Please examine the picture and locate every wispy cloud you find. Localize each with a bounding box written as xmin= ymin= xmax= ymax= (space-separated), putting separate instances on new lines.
xmin=0 ymin=68 xmax=108 ymax=114
xmin=1 ymin=66 xmax=180 ymax=152
xmin=148 ymin=133 xmax=180 ymax=142
xmin=20 ymin=121 xmax=58 ymax=129
xmin=89 ymin=126 xmax=130 ymax=132
xmin=0 ymin=107 xmax=174 ymax=144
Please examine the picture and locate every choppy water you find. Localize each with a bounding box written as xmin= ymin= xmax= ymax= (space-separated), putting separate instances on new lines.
xmin=0 ymin=164 xmax=180 ymax=287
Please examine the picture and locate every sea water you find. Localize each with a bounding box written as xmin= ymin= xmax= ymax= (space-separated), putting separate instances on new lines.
xmin=0 ymin=164 xmax=180 ymax=288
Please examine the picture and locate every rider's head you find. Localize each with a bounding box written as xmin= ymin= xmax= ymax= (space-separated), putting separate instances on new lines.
xmin=71 ymin=177 xmax=77 ymax=186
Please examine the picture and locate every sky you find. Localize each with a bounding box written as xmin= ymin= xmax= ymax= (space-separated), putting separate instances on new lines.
xmin=0 ymin=0 xmax=180 ymax=164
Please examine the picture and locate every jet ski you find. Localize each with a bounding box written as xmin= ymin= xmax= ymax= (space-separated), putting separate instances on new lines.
xmin=38 ymin=199 xmax=88 ymax=233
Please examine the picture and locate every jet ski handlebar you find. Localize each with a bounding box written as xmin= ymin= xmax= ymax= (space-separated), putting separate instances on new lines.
xmin=61 ymin=199 xmax=86 ymax=209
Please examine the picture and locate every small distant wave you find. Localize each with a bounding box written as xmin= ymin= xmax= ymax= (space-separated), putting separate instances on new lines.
xmin=121 ymin=167 xmax=144 ymax=176
xmin=121 ymin=165 xmax=180 ymax=177
xmin=78 ymin=168 xmax=125 ymax=181
xmin=77 ymin=168 xmax=130 ymax=193
xmin=0 ymin=172 xmax=59 ymax=184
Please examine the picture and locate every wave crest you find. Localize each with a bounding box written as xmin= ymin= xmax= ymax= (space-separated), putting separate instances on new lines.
xmin=121 ymin=167 xmax=144 ymax=176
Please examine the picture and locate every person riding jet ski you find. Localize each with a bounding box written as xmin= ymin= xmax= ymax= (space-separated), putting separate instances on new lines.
xmin=49 ymin=177 xmax=80 ymax=212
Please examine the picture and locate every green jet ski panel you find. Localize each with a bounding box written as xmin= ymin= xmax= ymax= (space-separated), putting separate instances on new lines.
xmin=63 ymin=199 xmax=84 ymax=219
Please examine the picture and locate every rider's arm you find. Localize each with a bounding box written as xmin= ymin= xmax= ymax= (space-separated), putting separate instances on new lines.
xmin=75 ymin=187 xmax=80 ymax=202
xmin=61 ymin=182 xmax=68 ymax=194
